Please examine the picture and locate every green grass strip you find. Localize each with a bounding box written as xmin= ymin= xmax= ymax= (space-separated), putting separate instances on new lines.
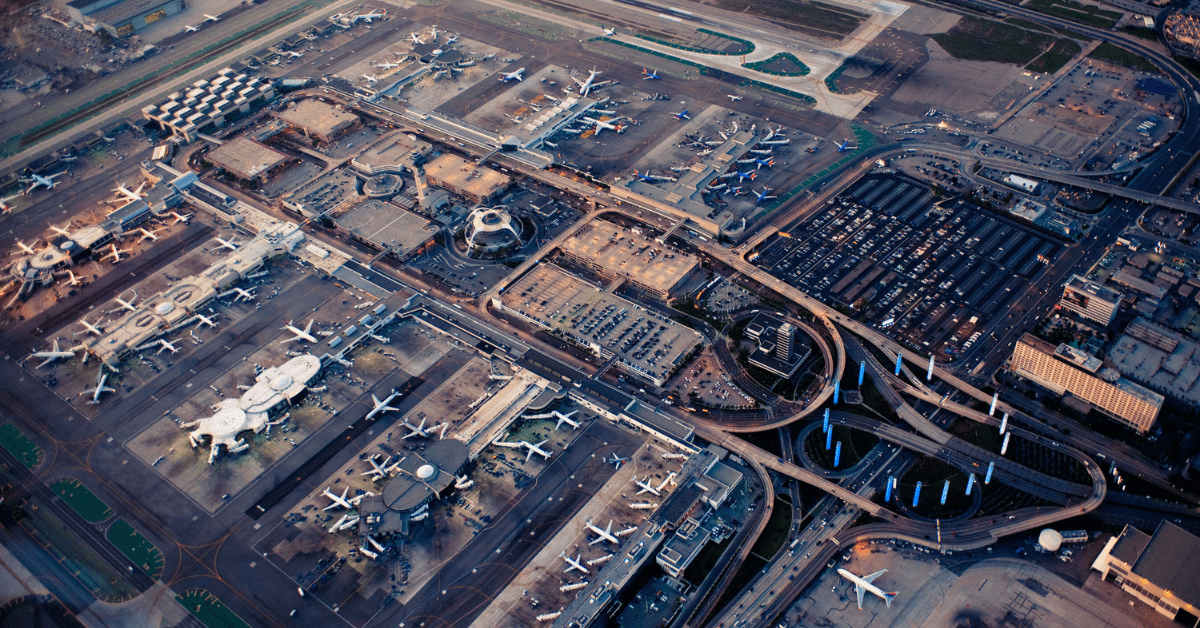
xmin=178 ymin=589 xmax=253 ymax=628
xmin=1089 ymin=41 xmax=1159 ymax=73
xmin=51 ymin=478 xmax=114 ymax=523
xmin=631 ymin=28 xmax=754 ymax=56
xmin=743 ymin=52 xmax=810 ymax=76
xmin=107 ymin=519 xmax=164 ymax=579
xmin=0 ymin=423 xmax=42 ymax=470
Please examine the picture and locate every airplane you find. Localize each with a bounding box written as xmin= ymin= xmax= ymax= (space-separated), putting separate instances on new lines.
xmin=169 ymin=212 xmax=192 ymax=225
xmin=29 ymin=340 xmax=75 ymax=369
xmin=137 ymin=227 xmax=162 ymax=242
xmin=79 ymin=318 xmax=104 ymax=336
xmin=753 ymin=187 xmax=777 ymax=204
xmin=560 ymin=552 xmax=589 ymax=574
xmin=280 ymin=319 xmax=318 ymax=344
xmin=499 ymin=68 xmax=525 ymax=82
xmin=553 ymin=410 xmax=580 ymax=430
xmin=402 ymin=416 xmax=432 ymax=439
xmin=354 ymin=11 xmax=386 ymax=22
xmin=573 ymin=68 xmax=606 ymax=97
xmin=15 ymin=240 xmax=36 ymax=255
xmin=48 ymin=223 xmax=73 ymax=238
xmin=365 ymin=391 xmax=401 ymax=420
xmin=204 ymin=14 xmax=220 ymax=22
xmin=520 ymin=439 xmax=552 ymax=463
xmin=138 ymin=339 xmax=179 ymax=355
xmin=219 ymin=287 xmax=255 ymax=302
xmin=582 ymin=116 xmax=624 ymax=135
xmin=376 ymin=61 xmax=400 ymax=69
xmin=642 ymin=68 xmax=660 ymax=80
xmin=362 ymin=74 xmax=379 ymax=84
xmin=727 ymin=94 xmax=743 ymax=101
xmin=114 ymin=182 xmax=144 ymax=201
xmin=322 ymin=487 xmax=353 ymax=511
xmin=838 ymin=568 xmax=898 ymax=609
xmin=733 ymin=170 xmax=757 ymax=183
xmin=213 ymin=236 xmax=240 ymax=251
xmin=65 ymin=270 xmax=81 ymax=286
xmin=81 ymin=371 xmax=116 ymax=404
xmin=586 ymin=519 xmax=620 ymax=546
xmin=408 ymin=32 xmax=425 ymax=45
xmin=286 ymin=51 xmax=304 ymax=59
xmin=102 ymin=244 xmax=132 ymax=263
xmin=729 ymin=186 xmax=746 ymax=196
xmin=114 ymin=292 xmax=138 ymax=313
xmin=634 ymin=475 xmax=660 ymax=496
xmin=184 ymin=25 xmax=199 ymax=32
xmin=753 ymin=157 xmax=775 ymax=169
xmin=444 ymin=34 xmax=458 ymax=44
xmin=362 ymin=455 xmax=402 ymax=480
xmin=605 ymin=453 xmax=630 ymax=470
xmin=0 ymin=194 xmax=20 ymax=212
xmin=194 ymin=313 xmax=218 ymax=329
xmin=633 ymin=170 xmax=672 ymax=183
xmin=604 ymin=26 xmax=616 ymax=36
xmin=429 ymin=25 xmax=441 ymax=39
xmin=836 ymin=138 xmax=854 ymax=153
xmin=23 ymin=172 xmax=65 ymax=193
xmin=671 ymin=110 xmax=691 ymax=121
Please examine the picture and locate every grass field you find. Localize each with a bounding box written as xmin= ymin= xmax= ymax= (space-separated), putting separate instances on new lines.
xmin=178 ymin=589 xmax=252 ymax=628
xmin=932 ymin=17 xmax=1057 ymax=65
xmin=1089 ymin=41 xmax=1159 ymax=73
xmin=743 ymin=52 xmax=811 ymax=76
xmin=51 ymin=478 xmax=114 ymax=523
xmin=19 ymin=501 xmax=138 ymax=602
xmin=1024 ymin=0 xmax=1122 ymax=29
xmin=711 ymin=0 xmax=867 ymax=37
xmin=0 ymin=423 xmax=43 ymax=470
xmin=1026 ymin=39 xmax=1082 ymax=74
xmin=106 ymin=519 xmax=164 ymax=579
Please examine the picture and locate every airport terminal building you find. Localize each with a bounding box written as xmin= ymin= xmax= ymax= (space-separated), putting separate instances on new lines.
xmin=69 ymin=0 xmax=183 ymax=36
xmin=1093 ymin=522 xmax=1200 ymax=625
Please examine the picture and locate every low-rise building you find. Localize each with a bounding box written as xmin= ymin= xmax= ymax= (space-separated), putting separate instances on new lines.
xmin=1059 ymin=274 xmax=1122 ymax=325
xmin=1109 ymin=318 xmax=1200 ymax=409
xmin=68 ymin=0 xmax=184 ymax=37
xmin=1092 ymin=522 xmax=1200 ymax=623
xmin=421 ymin=153 xmax=511 ymax=204
xmin=557 ymin=221 xmax=701 ymax=300
xmin=275 ymin=99 xmax=360 ymax=143
xmin=143 ymin=68 xmax=275 ymax=142
xmin=206 ymin=137 xmax=292 ymax=184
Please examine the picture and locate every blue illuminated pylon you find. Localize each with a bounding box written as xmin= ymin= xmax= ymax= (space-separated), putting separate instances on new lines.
xmin=858 ymin=362 xmax=865 ymax=387
xmin=826 ymin=428 xmax=832 ymax=450
xmin=985 ymin=461 xmax=995 ymax=484
xmin=966 ymin=473 xmax=976 ymax=496
xmin=894 ymin=353 xmax=903 ymax=376
xmin=834 ymin=380 xmax=840 ymax=404
xmin=823 ymin=409 xmax=829 ymax=433
xmin=834 ymin=441 xmax=842 ymax=467
xmin=940 ymin=480 xmax=950 ymax=505
xmin=885 ymin=476 xmax=894 ymax=502
xmin=913 ymin=481 xmax=922 ymax=507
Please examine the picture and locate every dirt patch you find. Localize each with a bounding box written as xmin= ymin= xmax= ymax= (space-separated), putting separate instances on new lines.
xmin=890 ymin=39 xmax=1020 ymax=113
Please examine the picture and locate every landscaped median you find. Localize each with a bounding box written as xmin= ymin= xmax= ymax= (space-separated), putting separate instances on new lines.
xmin=178 ymin=589 xmax=253 ymax=628
xmin=0 ymin=422 xmax=43 ymax=469
xmin=107 ymin=519 xmax=165 ymax=579
xmin=51 ymin=477 xmax=114 ymax=523
xmin=742 ymin=52 xmax=810 ymax=77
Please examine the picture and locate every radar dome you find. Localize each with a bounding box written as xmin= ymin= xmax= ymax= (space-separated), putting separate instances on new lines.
xmin=417 ymin=464 xmax=437 ymax=480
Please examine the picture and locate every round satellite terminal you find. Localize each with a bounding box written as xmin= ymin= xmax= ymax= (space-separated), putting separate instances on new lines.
xmin=271 ymin=374 xmax=294 ymax=390
xmin=432 ymin=49 xmax=443 ymax=56
xmin=155 ymin=302 xmax=175 ymax=315
xmin=417 ymin=464 xmax=437 ymax=480
xmin=1038 ymin=528 xmax=1062 ymax=552
xmin=61 ymin=240 xmax=76 ymax=250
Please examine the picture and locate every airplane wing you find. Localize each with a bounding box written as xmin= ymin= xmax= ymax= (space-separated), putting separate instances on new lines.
xmin=856 ymin=584 xmax=866 ymax=609
xmin=863 ymin=569 xmax=887 ymax=583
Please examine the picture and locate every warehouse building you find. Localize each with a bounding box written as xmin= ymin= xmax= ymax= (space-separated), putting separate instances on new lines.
xmin=68 ymin=0 xmax=183 ymax=37
xmin=1092 ymin=522 xmax=1200 ymax=626
xmin=557 ymin=221 xmax=701 ymax=300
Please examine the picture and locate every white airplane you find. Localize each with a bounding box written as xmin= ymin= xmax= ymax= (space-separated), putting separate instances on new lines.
xmin=604 ymin=26 xmax=616 ymax=36
xmin=586 ymin=519 xmax=620 ymax=546
xmin=204 ymin=14 xmax=220 ymax=22
xmin=169 ymin=211 xmax=192 ymax=225
xmin=137 ymin=227 xmax=162 ymax=242
xmin=656 ymin=471 xmax=677 ymax=493
xmin=82 ymin=371 xmax=116 ymax=404
xmin=409 ymin=32 xmax=425 ymax=45
xmin=839 ymin=569 xmax=898 ymax=609
xmin=280 ymin=319 xmax=318 ymax=344
xmin=79 ymin=318 xmax=104 ymax=336
xmin=49 ymin=223 xmax=71 ymax=236
xmin=355 ymin=11 xmax=386 ymax=22
xmin=402 ymin=416 xmax=432 ymax=439
xmin=361 ymin=74 xmax=379 ymax=84
xmin=582 ymin=116 xmax=624 ymax=135
xmin=138 ymin=339 xmax=179 ymax=355
xmin=605 ymin=453 xmax=630 ymax=470
xmin=727 ymin=94 xmax=743 ymax=101
xmin=429 ymin=25 xmax=440 ymax=39
xmin=219 ymin=287 xmax=255 ymax=302
xmin=213 ymin=236 xmax=240 ymax=251
xmin=322 ymin=487 xmax=353 ymax=511
xmin=362 ymin=455 xmax=402 ymax=480
xmin=376 ymin=61 xmax=400 ymax=69
xmin=634 ymin=475 xmax=660 ymax=496
xmin=114 ymin=182 xmax=144 ymax=202
xmin=0 ymin=194 xmax=20 ymax=212
xmin=102 ymin=244 xmax=132 ymax=263
xmin=114 ymin=292 xmax=139 ymax=313
xmin=15 ymin=240 xmax=36 ymax=255
xmin=365 ymin=391 xmax=400 ymax=420
xmin=560 ymin=552 xmax=589 ymax=574
xmin=573 ymin=68 xmax=606 ymax=97
xmin=444 ymin=34 xmax=458 ymax=44
xmin=286 ymin=51 xmax=303 ymax=59
xmin=29 ymin=340 xmax=75 ymax=368
xmin=553 ymin=410 xmax=580 ymax=430
xmin=65 ymin=270 xmax=81 ymax=286
xmin=521 ymin=439 xmax=552 ymax=463
xmin=194 ymin=313 xmax=218 ymax=328
xmin=184 ymin=25 xmax=199 ymax=32
xmin=499 ymin=68 xmax=525 ymax=82
xmin=23 ymin=172 xmax=64 ymax=193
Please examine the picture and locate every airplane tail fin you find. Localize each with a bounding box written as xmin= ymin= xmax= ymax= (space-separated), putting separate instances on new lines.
xmin=884 ymin=592 xmax=898 ymax=607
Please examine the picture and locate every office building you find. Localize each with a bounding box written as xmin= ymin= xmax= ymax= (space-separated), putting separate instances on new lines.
xmin=1059 ymin=274 xmax=1122 ymax=325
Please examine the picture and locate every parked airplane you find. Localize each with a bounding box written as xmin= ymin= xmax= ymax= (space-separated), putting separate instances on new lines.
xmin=220 ymin=287 xmax=255 ymax=302
xmin=836 ymin=138 xmax=854 ymax=153
xmin=671 ymin=110 xmax=690 ymax=120
xmin=204 ymin=13 xmax=220 ymax=22
xmin=213 ymin=236 xmax=240 ymax=251
xmin=603 ymin=26 xmax=616 ymax=35
xmin=114 ymin=292 xmax=139 ymax=313
xmin=362 ymin=74 xmax=379 ymax=84
xmin=102 ymin=244 xmax=133 ymax=263
xmin=753 ymin=157 xmax=775 ymax=169
xmin=499 ymin=68 xmax=525 ymax=82
xmin=29 ymin=340 xmax=75 ymax=369
xmin=114 ymin=182 xmax=145 ymax=201
xmin=139 ymin=339 xmax=179 ymax=355
xmin=521 ymin=439 xmax=552 ymax=462
xmin=838 ymin=568 xmax=898 ymax=609
xmin=169 ymin=211 xmax=192 ymax=225
xmin=429 ymin=25 xmax=441 ymax=39
xmin=553 ymin=410 xmax=580 ymax=430
xmin=65 ymin=269 xmax=81 ymax=286
xmin=634 ymin=475 xmax=660 ymax=496
xmin=15 ymin=240 xmax=35 ymax=255
xmin=402 ymin=416 xmax=433 ymax=439
xmin=727 ymin=94 xmax=743 ymax=101
xmin=0 ymin=194 xmax=20 ymax=212
xmin=82 ymin=371 xmax=116 ymax=404
xmin=79 ymin=318 xmax=104 ymax=336
xmin=48 ymin=223 xmax=71 ymax=236
xmin=354 ymin=11 xmax=386 ymax=22
xmin=184 ymin=25 xmax=199 ymax=32
xmin=365 ymin=390 xmax=401 ymax=420
xmin=444 ymin=34 xmax=458 ymax=44
xmin=560 ymin=552 xmax=589 ymax=574
xmin=286 ymin=51 xmax=304 ymax=59
xmin=582 ymin=116 xmax=623 ymax=135
xmin=409 ymin=32 xmax=425 ymax=44
xmin=138 ymin=227 xmax=162 ymax=242
xmin=573 ymin=68 xmax=606 ymax=97
xmin=322 ymin=487 xmax=353 ymax=511
xmin=633 ymin=170 xmax=672 ymax=183
xmin=605 ymin=453 xmax=630 ymax=470
xmin=641 ymin=68 xmax=660 ymax=80
xmin=733 ymin=170 xmax=757 ymax=183
xmin=194 ymin=313 xmax=218 ymax=328
xmin=753 ymin=187 xmax=777 ymax=204
xmin=280 ymin=319 xmax=318 ymax=344
xmin=362 ymin=455 xmax=402 ymax=480
xmin=23 ymin=172 xmax=64 ymax=193
xmin=376 ymin=61 xmax=400 ymax=69
xmin=586 ymin=519 xmax=620 ymax=545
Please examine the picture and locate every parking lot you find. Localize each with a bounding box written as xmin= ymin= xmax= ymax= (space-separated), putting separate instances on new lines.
xmin=753 ymin=173 xmax=1066 ymax=358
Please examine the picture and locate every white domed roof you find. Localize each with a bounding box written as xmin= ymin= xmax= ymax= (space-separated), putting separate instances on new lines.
xmin=270 ymin=374 xmax=294 ymax=390
xmin=417 ymin=464 xmax=437 ymax=480
xmin=155 ymin=302 xmax=175 ymax=315
xmin=1038 ymin=528 xmax=1062 ymax=552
